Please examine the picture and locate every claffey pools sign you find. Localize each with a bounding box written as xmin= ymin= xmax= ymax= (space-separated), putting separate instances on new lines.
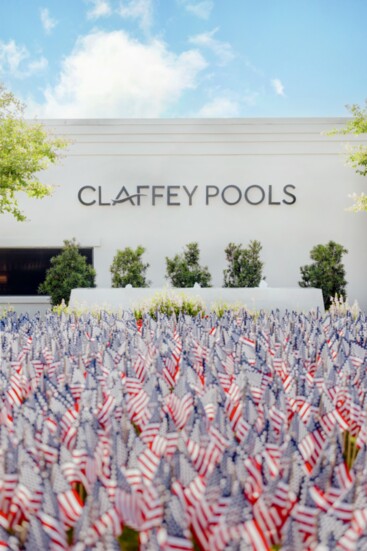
xmin=78 ymin=184 xmax=296 ymax=207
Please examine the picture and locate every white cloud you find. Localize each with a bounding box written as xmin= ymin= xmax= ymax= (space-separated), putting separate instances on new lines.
xmin=196 ymin=97 xmax=240 ymax=117
xmin=189 ymin=28 xmax=234 ymax=65
xmin=31 ymin=30 xmax=207 ymax=117
xmin=27 ymin=57 xmax=48 ymax=75
xmin=0 ymin=40 xmax=47 ymax=78
xmin=40 ymin=8 xmax=57 ymax=34
xmin=0 ymin=41 xmax=28 ymax=74
xmin=117 ymin=0 xmax=153 ymax=32
xmin=271 ymin=78 xmax=285 ymax=97
xmin=185 ymin=1 xmax=213 ymax=19
xmin=86 ymin=0 xmax=112 ymax=19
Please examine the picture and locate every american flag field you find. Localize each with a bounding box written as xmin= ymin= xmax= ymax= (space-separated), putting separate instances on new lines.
xmin=0 ymin=308 xmax=366 ymax=550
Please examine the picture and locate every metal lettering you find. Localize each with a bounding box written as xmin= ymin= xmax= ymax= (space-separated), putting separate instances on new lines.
xmin=221 ymin=185 xmax=242 ymax=205
xmin=283 ymin=185 xmax=297 ymax=205
xmin=268 ymin=185 xmax=281 ymax=205
xmin=152 ymin=186 xmax=165 ymax=206
xmin=205 ymin=185 xmax=219 ymax=205
xmin=167 ymin=186 xmax=181 ymax=206
xmin=98 ymin=186 xmax=110 ymax=206
xmin=78 ymin=186 xmax=96 ymax=206
xmin=244 ymin=185 xmax=265 ymax=205
xmin=183 ymin=185 xmax=198 ymax=206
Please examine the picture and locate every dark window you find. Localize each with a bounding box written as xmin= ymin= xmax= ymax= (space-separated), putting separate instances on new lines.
xmin=0 ymin=248 xmax=94 ymax=296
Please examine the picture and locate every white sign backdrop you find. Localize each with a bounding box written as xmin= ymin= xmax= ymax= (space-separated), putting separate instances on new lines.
xmin=1 ymin=119 xmax=367 ymax=309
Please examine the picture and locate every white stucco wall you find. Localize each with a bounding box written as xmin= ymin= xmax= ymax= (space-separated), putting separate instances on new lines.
xmin=1 ymin=118 xmax=367 ymax=310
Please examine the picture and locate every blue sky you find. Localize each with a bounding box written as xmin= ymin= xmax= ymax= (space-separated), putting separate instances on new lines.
xmin=0 ymin=0 xmax=366 ymax=118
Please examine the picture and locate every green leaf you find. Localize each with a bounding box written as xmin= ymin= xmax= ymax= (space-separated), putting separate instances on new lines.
xmin=117 ymin=526 xmax=140 ymax=550
xmin=299 ymin=241 xmax=347 ymax=309
xmin=165 ymin=242 xmax=212 ymax=288
xmin=38 ymin=238 xmax=96 ymax=306
xmin=110 ymin=246 xmax=150 ymax=288
xmin=223 ymin=240 xmax=264 ymax=287
xmin=326 ymin=100 xmax=367 ymax=209
xmin=0 ymin=82 xmax=68 ymax=221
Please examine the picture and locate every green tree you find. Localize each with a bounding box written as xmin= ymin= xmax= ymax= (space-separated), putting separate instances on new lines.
xmin=0 ymin=83 xmax=68 ymax=221
xmin=299 ymin=241 xmax=348 ymax=309
xmin=223 ymin=240 xmax=264 ymax=287
xmin=165 ymin=242 xmax=212 ymax=287
xmin=110 ymin=246 xmax=150 ymax=288
xmin=38 ymin=239 xmax=96 ymax=306
xmin=328 ymin=101 xmax=367 ymax=211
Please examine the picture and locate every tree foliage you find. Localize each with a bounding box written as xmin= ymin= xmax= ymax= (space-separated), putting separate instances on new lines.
xmin=299 ymin=241 xmax=348 ymax=309
xmin=38 ymin=239 xmax=96 ymax=306
xmin=110 ymin=246 xmax=150 ymax=288
xmin=0 ymin=83 xmax=68 ymax=221
xmin=165 ymin=242 xmax=212 ymax=288
xmin=328 ymin=101 xmax=367 ymax=212
xmin=223 ymin=240 xmax=264 ymax=287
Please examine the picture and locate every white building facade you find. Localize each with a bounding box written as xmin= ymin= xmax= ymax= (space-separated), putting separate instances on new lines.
xmin=0 ymin=118 xmax=366 ymax=312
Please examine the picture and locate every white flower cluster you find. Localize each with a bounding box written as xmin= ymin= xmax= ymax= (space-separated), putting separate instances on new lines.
xmin=347 ymin=192 xmax=367 ymax=213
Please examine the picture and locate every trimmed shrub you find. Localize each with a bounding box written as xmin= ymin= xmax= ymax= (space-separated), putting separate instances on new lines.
xmin=165 ymin=242 xmax=212 ymax=288
xmin=38 ymin=239 xmax=96 ymax=306
xmin=110 ymin=246 xmax=150 ymax=288
xmin=223 ymin=240 xmax=264 ymax=287
xmin=299 ymin=241 xmax=348 ymax=309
